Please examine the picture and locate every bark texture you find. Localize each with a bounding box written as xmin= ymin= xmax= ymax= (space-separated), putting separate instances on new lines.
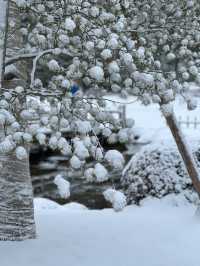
xmin=0 ymin=153 xmax=36 ymax=240
xmin=0 ymin=0 xmax=36 ymax=241
xmin=0 ymin=0 xmax=9 ymax=83
xmin=163 ymin=111 xmax=200 ymax=195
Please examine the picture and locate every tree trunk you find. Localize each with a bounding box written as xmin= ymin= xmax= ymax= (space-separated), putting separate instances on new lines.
xmin=161 ymin=106 xmax=200 ymax=195
xmin=0 ymin=0 xmax=36 ymax=240
xmin=0 ymin=152 xmax=36 ymax=240
xmin=0 ymin=0 xmax=9 ymax=83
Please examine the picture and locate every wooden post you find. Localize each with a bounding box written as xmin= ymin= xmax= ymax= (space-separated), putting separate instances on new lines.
xmin=161 ymin=105 xmax=200 ymax=196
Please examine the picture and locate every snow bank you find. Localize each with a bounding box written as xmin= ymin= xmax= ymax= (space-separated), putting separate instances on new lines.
xmin=62 ymin=202 xmax=88 ymax=211
xmin=34 ymin=198 xmax=61 ymax=211
xmin=0 ymin=197 xmax=199 ymax=266
xmin=34 ymin=198 xmax=88 ymax=212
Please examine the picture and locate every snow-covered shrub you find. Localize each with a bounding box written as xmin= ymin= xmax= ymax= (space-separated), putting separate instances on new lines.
xmin=121 ymin=145 xmax=200 ymax=204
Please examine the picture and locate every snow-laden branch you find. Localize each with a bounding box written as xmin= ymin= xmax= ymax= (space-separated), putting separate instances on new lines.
xmin=30 ymin=49 xmax=54 ymax=88
xmin=5 ymin=49 xmax=55 ymax=87
xmin=5 ymin=53 xmax=38 ymax=66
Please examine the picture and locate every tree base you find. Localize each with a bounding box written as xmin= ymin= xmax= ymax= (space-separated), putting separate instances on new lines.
xmin=0 ymin=153 xmax=36 ymax=241
xmin=0 ymin=209 xmax=36 ymax=241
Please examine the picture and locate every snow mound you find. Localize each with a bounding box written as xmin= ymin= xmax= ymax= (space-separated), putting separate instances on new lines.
xmin=1 ymin=196 xmax=198 ymax=266
xmin=34 ymin=198 xmax=61 ymax=211
xmin=62 ymin=202 xmax=88 ymax=211
xmin=34 ymin=198 xmax=88 ymax=212
xmin=141 ymin=194 xmax=193 ymax=208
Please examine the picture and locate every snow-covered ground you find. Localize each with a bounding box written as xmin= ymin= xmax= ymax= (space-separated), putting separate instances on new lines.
xmin=106 ymin=95 xmax=200 ymax=145
xmin=0 ymin=197 xmax=199 ymax=266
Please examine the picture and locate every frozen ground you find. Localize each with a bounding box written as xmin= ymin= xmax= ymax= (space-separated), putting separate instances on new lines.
xmin=0 ymin=197 xmax=200 ymax=266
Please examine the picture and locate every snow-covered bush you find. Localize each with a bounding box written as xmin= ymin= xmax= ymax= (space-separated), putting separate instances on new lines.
xmin=121 ymin=145 xmax=200 ymax=204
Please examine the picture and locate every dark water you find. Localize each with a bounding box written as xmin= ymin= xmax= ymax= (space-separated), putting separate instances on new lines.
xmin=30 ymin=143 xmax=143 ymax=209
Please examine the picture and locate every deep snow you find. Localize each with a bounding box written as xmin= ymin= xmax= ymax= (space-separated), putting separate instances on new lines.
xmin=0 ymin=197 xmax=200 ymax=266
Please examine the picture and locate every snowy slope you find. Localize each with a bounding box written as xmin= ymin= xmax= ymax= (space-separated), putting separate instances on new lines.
xmin=0 ymin=197 xmax=199 ymax=266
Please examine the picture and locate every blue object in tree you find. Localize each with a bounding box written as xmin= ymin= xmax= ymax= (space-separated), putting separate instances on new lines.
xmin=70 ymin=84 xmax=79 ymax=96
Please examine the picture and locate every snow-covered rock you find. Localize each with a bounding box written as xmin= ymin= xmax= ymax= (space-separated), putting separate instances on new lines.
xmin=34 ymin=198 xmax=61 ymax=210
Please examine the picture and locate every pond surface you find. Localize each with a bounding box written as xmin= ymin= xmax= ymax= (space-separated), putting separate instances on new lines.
xmin=30 ymin=143 xmax=144 ymax=209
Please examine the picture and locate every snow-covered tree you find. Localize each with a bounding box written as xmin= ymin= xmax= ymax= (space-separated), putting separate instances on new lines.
xmin=0 ymin=0 xmax=131 ymax=240
xmin=1 ymin=0 xmax=200 ymax=240
xmin=12 ymin=0 xmax=200 ymax=197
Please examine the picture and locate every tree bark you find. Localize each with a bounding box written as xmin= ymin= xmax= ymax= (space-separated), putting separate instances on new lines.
xmin=0 ymin=152 xmax=36 ymax=240
xmin=161 ymin=107 xmax=200 ymax=195
xmin=0 ymin=0 xmax=9 ymax=83
xmin=0 ymin=0 xmax=36 ymax=240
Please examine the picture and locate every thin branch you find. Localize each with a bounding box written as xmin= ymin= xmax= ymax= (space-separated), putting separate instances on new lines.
xmin=30 ymin=49 xmax=54 ymax=88
xmin=5 ymin=53 xmax=38 ymax=66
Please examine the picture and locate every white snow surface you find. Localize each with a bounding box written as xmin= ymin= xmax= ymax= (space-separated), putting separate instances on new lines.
xmin=106 ymin=94 xmax=200 ymax=146
xmin=1 ymin=197 xmax=200 ymax=266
